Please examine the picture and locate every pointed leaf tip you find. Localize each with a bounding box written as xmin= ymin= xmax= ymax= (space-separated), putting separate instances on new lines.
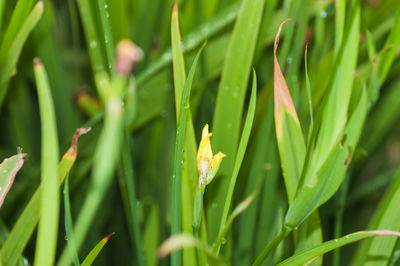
xmin=65 ymin=127 xmax=91 ymax=158
xmin=103 ymin=232 xmax=115 ymax=242
xmin=274 ymin=19 xmax=300 ymax=131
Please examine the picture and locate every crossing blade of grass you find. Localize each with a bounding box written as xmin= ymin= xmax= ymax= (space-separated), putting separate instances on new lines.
xmin=0 ymin=2 xmax=43 ymax=103
xmin=351 ymin=169 xmax=400 ymax=265
xmin=278 ymin=230 xmax=400 ymax=266
xmin=81 ymin=232 xmax=115 ymax=266
xmin=33 ymin=58 xmax=60 ymax=266
xmin=0 ymin=128 xmax=90 ymax=266
xmin=207 ymin=0 xmax=266 ymax=241
xmin=170 ymin=43 xmax=205 ymax=266
xmin=171 ymin=3 xmax=199 ymax=265
xmin=63 ymin=174 xmax=80 ymax=266
xmin=214 ymin=70 xmax=257 ymax=254
xmin=0 ymin=153 xmax=26 ymax=208
xmin=213 ymin=194 xmax=255 ymax=253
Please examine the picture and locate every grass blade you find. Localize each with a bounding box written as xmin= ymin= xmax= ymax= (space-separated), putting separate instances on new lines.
xmin=63 ymin=174 xmax=80 ymax=266
xmin=171 ymin=3 xmax=199 ymax=265
xmin=0 ymin=153 xmax=26 ymax=208
xmin=278 ymin=230 xmax=400 ymax=266
xmin=33 ymin=58 xmax=60 ymax=266
xmin=81 ymin=233 xmax=115 ymax=266
xmin=214 ymin=70 xmax=257 ymax=253
xmin=352 ymin=169 xmax=400 ymax=265
xmin=273 ymin=19 xmax=305 ymax=203
xmin=117 ymin=128 xmax=145 ymax=266
xmin=284 ymin=0 xmax=361 ymax=229
xmin=0 ymin=128 xmax=90 ymax=266
xmin=158 ymin=234 xmax=228 ymax=265
xmin=0 ymin=2 xmax=43 ymax=100
xmin=285 ymin=87 xmax=367 ymax=228
xmin=170 ymin=43 xmax=205 ymax=266
xmin=207 ymin=0 xmax=266 ymax=241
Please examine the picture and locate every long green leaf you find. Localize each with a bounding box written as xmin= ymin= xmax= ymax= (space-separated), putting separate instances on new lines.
xmin=285 ymin=87 xmax=367 ymax=228
xmin=0 ymin=153 xmax=26 ymax=208
xmin=0 ymin=128 xmax=90 ymax=266
xmin=214 ymin=70 xmax=257 ymax=254
xmin=63 ymin=174 xmax=80 ymax=266
xmin=33 ymin=58 xmax=60 ymax=266
xmin=0 ymin=2 xmax=43 ymax=96
xmin=170 ymin=44 xmax=205 ymax=266
xmin=81 ymin=233 xmax=115 ymax=266
xmin=207 ymin=0 xmax=266 ymax=241
xmin=351 ymin=169 xmax=400 ymax=265
xmin=171 ymin=3 xmax=199 ymax=265
xmin=368 ymin=8 xmax=400 ymax=104
xmin=278 ymin=230 xmax=400 ymax=266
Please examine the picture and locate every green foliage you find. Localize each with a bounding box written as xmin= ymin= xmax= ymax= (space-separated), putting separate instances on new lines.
xmin=0 ymin=0 xmax=400 ymax=265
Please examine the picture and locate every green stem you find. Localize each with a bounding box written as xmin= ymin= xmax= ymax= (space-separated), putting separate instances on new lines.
xmin=253 ymin=227 xmax=291 ymax=266
xmin=192 ymin=186 xmax=206 ymax=266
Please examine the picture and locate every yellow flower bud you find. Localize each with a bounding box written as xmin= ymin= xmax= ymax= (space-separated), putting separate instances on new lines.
xmin=197 ymin=124 xmax=226 ymax=187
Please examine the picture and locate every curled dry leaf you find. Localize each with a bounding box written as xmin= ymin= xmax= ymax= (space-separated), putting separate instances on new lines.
xmin=0 ymin=153 xmax=27 ymax=207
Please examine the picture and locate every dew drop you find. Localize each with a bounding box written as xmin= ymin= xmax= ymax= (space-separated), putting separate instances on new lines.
xmin=320 ymin=10 xmax=327 ymax=18
xmin=334 ymin=239 xmax=338 ymax=242
xmin=0 ymin=187 xmax=2 ymax=191
xmin=23 ymin=258 xmax=29 ymax=265
xmin=221 ymin=237 xmax=227 ymax=244
xmin=90 ymin=41 xmax=97 ymax=48
xmin=345 ymin=235 xmax=349 ymax=239
xmin=64 ymin=235 xmax=69 ymax=241
xmin=104 ymin=3 xmax=108 ymax=8
xmin=2 ymin=169 xmax=7 ymax=173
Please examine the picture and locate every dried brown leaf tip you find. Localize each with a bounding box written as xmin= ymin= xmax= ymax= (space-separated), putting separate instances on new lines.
xmin=65 ymin=127 xmax=91 ymax=159
xmin=103 ymin=232 xmax=115 ymax=242
xmin=115 ymin=40 xmax=143 ymax=76
xmin=33 ymin=58 xmax=42 ymax=69
xmin=274 ymin=19 xmax=300 ymax=124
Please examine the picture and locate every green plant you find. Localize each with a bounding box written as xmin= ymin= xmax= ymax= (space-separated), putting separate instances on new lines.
xmin=0 ymin=0 xmax=400 ymax=265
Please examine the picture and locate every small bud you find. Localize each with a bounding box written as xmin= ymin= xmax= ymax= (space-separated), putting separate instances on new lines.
xmin=196 ymin=124 xmax=226 ymax=188
xmin=115 ymin=39 xmax=143 ymax=76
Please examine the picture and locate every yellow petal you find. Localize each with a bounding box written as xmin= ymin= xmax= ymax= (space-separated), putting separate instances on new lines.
xmin=210 ymin=152 xmax=226 ymax=170
xmin=197 ymin=124 xmax=213 ymax=164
